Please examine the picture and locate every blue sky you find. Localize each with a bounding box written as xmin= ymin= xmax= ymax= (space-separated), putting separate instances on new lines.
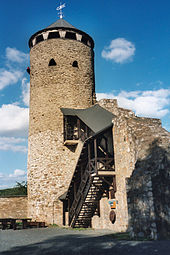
xmin=0 ymin=0 xmax=170 ymax=188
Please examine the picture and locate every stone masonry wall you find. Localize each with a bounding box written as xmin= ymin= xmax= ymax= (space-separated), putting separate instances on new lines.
xmin=29 ymin=38 xmax=95 ymax=136
xmin=97 ymin=99 xmax=170 ymax=237
xmin=28 ymin=37 xmax=95 ymax=224
xmin=28 ymin=133 xmax=83 ymax=224
xmin=0 ymin=196 xmax=27 ymax=218
xmin=127 ymin=133 xmax=170 ymax=239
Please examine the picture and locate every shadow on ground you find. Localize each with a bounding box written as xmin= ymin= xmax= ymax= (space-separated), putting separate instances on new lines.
xmin=0 ymin=230 xmax=170 ymax=255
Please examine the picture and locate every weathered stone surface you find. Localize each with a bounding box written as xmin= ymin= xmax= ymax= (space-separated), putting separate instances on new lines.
xmin=97 ymin=99 xmax=170 ymax=238
xmin=0 ymin=196 xmax=27 ymax=218
xmin=27 ymin=36 xmax=95 ymax=225
xmin=29 ymin=38 xmax=95 ymax=136
xmin=27 ymin=131 xmax=83 ymax=224
xmin=126 ymin=118 xmax=170 ymax=239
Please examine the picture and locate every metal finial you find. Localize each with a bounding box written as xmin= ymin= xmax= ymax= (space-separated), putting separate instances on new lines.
xmin=56 ymin=2 xmax=66 ymax=19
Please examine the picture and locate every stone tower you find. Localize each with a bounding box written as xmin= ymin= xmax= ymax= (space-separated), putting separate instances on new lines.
xmin=27 ymin=18 xmax=95 ymax=224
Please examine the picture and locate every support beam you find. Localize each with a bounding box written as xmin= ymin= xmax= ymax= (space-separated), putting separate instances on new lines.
xmin=88 ymin=143 xmax=91 ymax=172
xmin=94 ymin=139 xmax=97 ymax=174
xmin=77 ymin=119 xmax=81 ymax=139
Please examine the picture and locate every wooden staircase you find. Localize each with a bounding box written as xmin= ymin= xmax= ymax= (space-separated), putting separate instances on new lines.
xmin=73 ymin=176 xmax=106 ymax=228
xmin=65 ymin=127 xmax=116 ymax=228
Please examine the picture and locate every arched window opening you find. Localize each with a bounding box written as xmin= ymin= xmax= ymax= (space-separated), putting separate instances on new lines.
xmin=65 ymin=32 xmax=76 ymax=40
xmin=49 ymin=59 xmax=56 ymax=66
xmin=72 ymin=61 xmax=78 ymax=68
xmin=48 ymin=32 xmax=60 ymax=39
xmin=36 ymin=35 xmax=44 ymax=44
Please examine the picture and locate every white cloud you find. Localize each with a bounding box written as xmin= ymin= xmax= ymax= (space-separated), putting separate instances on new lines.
xmin=97 ymin=88 xmax=170 ymax=118
xmin=0 ymin=69 xmax=23 ymax=90
xmin=9 ymin=169 xmax=26 ymax=178
xmin=102 ymin=38 xmax=135 ymax=63
xmin=21 ymin=78 xmax=30 ymax=106
xmin=96 ymin=92 xmax=115 ymax=100
xmin=0 ymin=48 xmax=29 ymax=155
xmin=0 ymin=47 xmax=29 ymax=91
xmin=0 ymin=104 xmax=29 ymax=137
xmin=6 ymin=47 xmax=29 ymax=64
xmin=0 ymin=136 xmax=27 ymax=153
xmin=0 ymin=169 xmax=27 ymax=189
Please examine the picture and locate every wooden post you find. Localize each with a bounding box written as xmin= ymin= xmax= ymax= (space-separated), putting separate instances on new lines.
xmin=68 ymin=199 xmax=71 ymax=225
xmin=77 ymin=119 xmax=81 ymax=139
xmin=113 ymin=175 xmax=117 ymax=193
xmin=97 ymin=200 xmax=100 ymax=217
xmin=94 ymin=139 xmax=97 ymax=174
xmin=105 ymin=136 xmax=108 ymax=155
xmin=88 ymin=143 xmax=91 ymax=172
xmin=85 ymin=125 xmax=88 ymax=139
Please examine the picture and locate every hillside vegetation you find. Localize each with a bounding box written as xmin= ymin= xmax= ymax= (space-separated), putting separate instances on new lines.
xmin=0 ymin=182 xmax=27 ymax=197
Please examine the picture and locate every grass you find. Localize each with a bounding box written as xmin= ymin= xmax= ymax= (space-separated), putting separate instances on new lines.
xmin=107 ymin=232 xmax=153 ymax=241
xmin=109 ymin=232 xmax=132 ymax=240
xmin=48 ymin=224 xmax=60 ymax=228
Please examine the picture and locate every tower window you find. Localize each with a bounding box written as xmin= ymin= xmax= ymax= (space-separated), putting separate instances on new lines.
xmin=30 ymin=41 xmax=33 ymax=48
xmin=48 ymin=32 xmax=60 ymax=39
xmin=65 ymin=32 xmax=76 ymax=40
xmin=72 ymin=61 xmax=78 ymax=68
xmin=36 ymin=35 xmax=44 ymax=44
xmin=49 ymin=59 xmax=56 ymax=66
xmin=81 ymin=36 xmax=88 ymax=45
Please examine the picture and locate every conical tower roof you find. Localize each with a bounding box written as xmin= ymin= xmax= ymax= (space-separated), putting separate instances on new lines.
xmin=47 ymin=18 xmax=76 ymax=29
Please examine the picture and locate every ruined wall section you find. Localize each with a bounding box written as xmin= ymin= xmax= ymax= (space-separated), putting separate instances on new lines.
xmin=97 ymin=99 xmax=170 ymax=235
xmin=127 ymin=134 xmax=170 ymax=239
xmin=126 ymin=118 xmax=170 ymax=239
xmin=0 ymin=196 xmax=27 ymax=218
xmin=115 ymin=115 xmax=170 ymax=236
xmin=127 ymin=169 xmax=158 ymax=239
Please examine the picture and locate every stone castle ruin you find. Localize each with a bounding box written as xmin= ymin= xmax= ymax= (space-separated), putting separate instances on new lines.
xmin=0 ymin=18 xmax=169 ymax=239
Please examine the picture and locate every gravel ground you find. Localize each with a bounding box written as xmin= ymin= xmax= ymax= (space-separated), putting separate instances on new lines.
xmin=0 ymin=228 xmax=170 ymax=255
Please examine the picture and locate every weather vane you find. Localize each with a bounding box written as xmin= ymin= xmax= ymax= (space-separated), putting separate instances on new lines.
xmin=56 ymin=2 xmax=66 ymax=19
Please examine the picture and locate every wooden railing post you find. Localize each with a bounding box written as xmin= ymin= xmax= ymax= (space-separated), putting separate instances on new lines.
xmin=88 ymin=143 xmax=91 ymax=172
xmin=77 ymin=119 xmax=80 ymax=139
xmin=94 ymin=139 xmax=97 ymax=174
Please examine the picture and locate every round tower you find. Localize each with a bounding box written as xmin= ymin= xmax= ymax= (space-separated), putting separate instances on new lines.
xmin=27 ymin=18 xmax=96 ymax=224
